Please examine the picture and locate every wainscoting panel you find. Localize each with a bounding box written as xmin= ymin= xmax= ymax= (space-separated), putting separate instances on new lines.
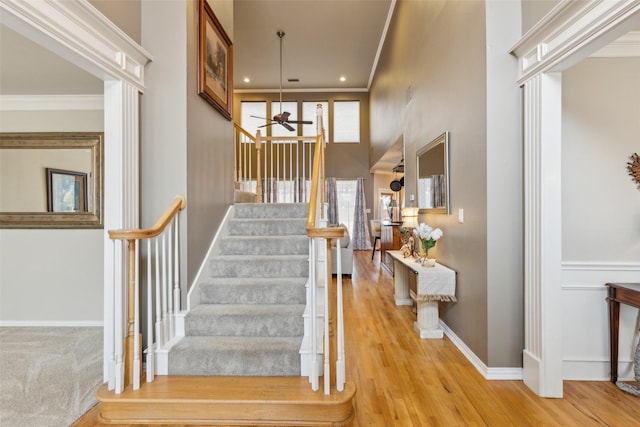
xmin=561 ymin=262 xmax=640 ymax=381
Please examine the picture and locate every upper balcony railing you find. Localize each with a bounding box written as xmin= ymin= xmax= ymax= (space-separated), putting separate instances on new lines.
xmin=234 ymin=122 xmax=317 ymax=203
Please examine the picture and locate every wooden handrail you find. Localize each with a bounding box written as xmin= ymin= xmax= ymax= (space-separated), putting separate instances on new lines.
xmin=109 ymin=195 xmax=186 ymax=240
xmin=306 ymin=136 xmax=344 ymax=239
xmin=234 ymin=123 xmax=256 ymax=143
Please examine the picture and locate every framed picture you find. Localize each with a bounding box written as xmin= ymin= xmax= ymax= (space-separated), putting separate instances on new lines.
xmin=198 ymin=0 xmax=233 ymax=120
xmin=46 ymin=168 xmax=88 ymax=213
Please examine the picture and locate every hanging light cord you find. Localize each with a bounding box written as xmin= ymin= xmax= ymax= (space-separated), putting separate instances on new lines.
xmin=277 ymin=31 xmax=285 ymax=115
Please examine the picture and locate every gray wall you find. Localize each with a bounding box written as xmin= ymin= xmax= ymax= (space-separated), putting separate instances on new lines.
xmin=370 ymin=0 xmax=523 ymax=367
xmin=186 ymin=0 xmax=235 ymax=287
xmin=520 ymin=0 xmax=560 ymax=34
xmin=90 ymin=0 xmax=141 ymax=43
xmin=141 ymin=0 xmax=234 ymax=293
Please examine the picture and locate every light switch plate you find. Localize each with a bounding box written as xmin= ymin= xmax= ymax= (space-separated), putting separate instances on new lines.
xmin=458 ymin=208 xmax=464 ymax=223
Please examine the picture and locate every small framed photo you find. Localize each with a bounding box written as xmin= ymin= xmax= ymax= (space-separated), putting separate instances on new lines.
xmin=198 ymin=0 xmax=233 ymax=120
xmin=46 ymin=168 xmax=87 ymax=212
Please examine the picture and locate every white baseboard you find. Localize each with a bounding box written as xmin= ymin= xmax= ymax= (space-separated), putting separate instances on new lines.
xmin=0 ymin=320 xmax=103 ymax=327
xmin=440 ymin=320 xmax=523 ymax=380
xmin=563 ymin=359 xmax=634 ymax=381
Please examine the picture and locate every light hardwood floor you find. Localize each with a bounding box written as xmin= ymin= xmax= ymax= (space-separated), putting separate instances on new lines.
xmin=75 ymin=250 xmax=640 ymax=426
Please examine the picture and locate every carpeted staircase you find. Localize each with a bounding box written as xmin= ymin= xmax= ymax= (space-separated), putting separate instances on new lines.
xmin=168 ymin=203 xmax=309 ymax=376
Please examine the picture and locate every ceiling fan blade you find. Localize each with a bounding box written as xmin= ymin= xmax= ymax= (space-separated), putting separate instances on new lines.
xmin=281 ymin=122 xmax=295 ymax=132
xmin=258 ymin=123 xmax=275 ymax=128
xmin=287 ymin=120 xmax=313 ymax=125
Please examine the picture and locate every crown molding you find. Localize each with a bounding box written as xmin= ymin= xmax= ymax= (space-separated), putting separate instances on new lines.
xmin=0 ymin=0 xmax=152 ymax=91
xmin=0 ymin=94 xmax=103 ymax=111
xmin=510 ymin=0 xmax=640 ymax=84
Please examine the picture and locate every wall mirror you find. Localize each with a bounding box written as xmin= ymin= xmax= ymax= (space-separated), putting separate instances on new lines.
xmin=416 ymin=131 xmax=450 ymax=214
xmin=0 ymin=132 xmax=104 ymax=228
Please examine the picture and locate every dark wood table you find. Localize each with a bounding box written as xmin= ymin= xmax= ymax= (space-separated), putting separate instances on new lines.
xmin=606 ymin=283 xmax=640 ymax=383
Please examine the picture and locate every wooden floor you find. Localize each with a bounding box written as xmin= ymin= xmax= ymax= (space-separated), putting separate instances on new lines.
xmin=75 ymin=250 xmax=640 ymax=426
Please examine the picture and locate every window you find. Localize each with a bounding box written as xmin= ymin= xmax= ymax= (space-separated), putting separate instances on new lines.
xmin=271 ymin=101 xmax=298 ymax=137
xmin=240 ymin=101 xmax=267 ymax=136
xmin=333 ymin=100 xmax=360 ymax=143
xmin=302 ymin=101 xmax=329 ymax=138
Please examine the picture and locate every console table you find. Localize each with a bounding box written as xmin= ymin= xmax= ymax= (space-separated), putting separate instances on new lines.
xmin=606 ymin=283 xmax=640 ymax=383
xmin=388 ymin=250 xmax=456 ymax=339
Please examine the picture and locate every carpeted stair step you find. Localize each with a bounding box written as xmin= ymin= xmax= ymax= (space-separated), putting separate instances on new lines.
xmin=199 ymin=277 xmax=307 ymax=305
xmin=185 ymin=304 xmax=305 ymax=337
xmin=208 ymin=255 xmax=308 ymax=278
xmin=227 ymin=218 xmax=307 ymax=236
xmin=218 ymin=235 xmax=309 ymax=256
xmin=234 ymin=203 xmax=308 ymax=219
xmin=168 ymin=336 xmax=302 ymax=376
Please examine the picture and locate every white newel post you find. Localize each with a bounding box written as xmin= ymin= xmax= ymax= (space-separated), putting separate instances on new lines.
xmin=104 ymin=81 xmax=141 ymax=393
xmin=522 ymin=73 xmax=563 ymax=398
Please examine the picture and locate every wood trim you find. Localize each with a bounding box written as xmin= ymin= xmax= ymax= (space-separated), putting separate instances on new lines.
xmin=108 ymin=195 xmax=186 ymax=240
xmin=97 ymin=376 xmax=356 ymax=426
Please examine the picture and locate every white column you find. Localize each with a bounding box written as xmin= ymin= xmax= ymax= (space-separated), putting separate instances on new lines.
xmin=103 ymin=80 xmax=140 ymax=392
xmin=522 ymin=73 xmax=563 ymax=398
xmin=414 ymin=301 xmax=443 ymax=339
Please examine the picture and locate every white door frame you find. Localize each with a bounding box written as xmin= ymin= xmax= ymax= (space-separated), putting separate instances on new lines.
xmin=510 ymin=0 xmax=640 ymax=397
xmin=0 ymin=0 xmax=152 ymax=388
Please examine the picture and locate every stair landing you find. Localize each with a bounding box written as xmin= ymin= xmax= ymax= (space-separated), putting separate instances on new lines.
xmin=97 ymin=376 xmax=356 ymax=426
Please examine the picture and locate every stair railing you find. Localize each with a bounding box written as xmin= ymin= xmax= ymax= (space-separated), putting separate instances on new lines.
xmin=107 ymin=195 xmax=186 ymax=393
xmin=306 ymin=104 xmax=347 ymax=394
xmin=234 ymin=123 xmax=317 ymax=203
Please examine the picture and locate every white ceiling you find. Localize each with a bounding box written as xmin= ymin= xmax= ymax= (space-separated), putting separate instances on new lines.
xmin=233 ymin=0 xmax=394 ymax=92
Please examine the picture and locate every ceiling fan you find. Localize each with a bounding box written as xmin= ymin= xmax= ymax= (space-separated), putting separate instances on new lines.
xmin=251 ymin=31 xmax=312 ymax=132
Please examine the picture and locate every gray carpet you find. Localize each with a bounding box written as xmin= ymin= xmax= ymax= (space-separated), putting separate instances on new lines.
xmin=0 ymin=327 xmax=103 ymax=427
xmin=168 ymin=203 xmax=309 ymax=376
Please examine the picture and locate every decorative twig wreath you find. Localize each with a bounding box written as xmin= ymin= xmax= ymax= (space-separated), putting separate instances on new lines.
xmin=628 ymin=153 xmax=640 ymax=190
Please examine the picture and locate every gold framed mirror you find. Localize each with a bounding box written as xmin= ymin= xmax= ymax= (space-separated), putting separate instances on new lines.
xmin=0 ymin=132 xmax=103 ymax=228
xmin=416 ymin=131 xmax=450 ymax=215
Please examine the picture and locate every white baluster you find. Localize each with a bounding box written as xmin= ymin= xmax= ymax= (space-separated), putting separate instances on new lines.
xmin=167 ymin=223 xmax=174 ymax=340
xmin=310 ymin=239 xmax=318 ymax=391
xmin=173 ymin=216 xmax=181 ymax=318
xmin=114 ymin=242 xmax=124 ymax=394
xmin=154 ymin=238 xmax=163 ymax=346
xmin=324 ymin=238 xmax=330 ymax=395
xmin=336 ymin=239 xmax=345 ymax=392
xmin=146 ymin=239 xmax=154 ymax=382
xmin=133 ymin=241 xmax=141 ymax=390
xmin=107 ymin=242 xmax=118 ymax=391
xmin=161 ymin=233 xmax=169 ymax=344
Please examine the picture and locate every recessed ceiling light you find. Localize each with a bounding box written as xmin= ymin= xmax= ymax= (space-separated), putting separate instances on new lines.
xmin=243 ymin=77 xmax=250 ymax=83
xmin=339 ymin=76 xmax=346 ymax=82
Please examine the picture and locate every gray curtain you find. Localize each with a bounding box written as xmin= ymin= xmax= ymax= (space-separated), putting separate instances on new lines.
xmin=262 ymin=178 xmax=277 ymax=203
xmin=294 ymin=177 xmax=306 ymax=203
xmin=352 ymin=177 xmax=371 ymax=250
xmin=326 ymin=177 xmax=338 ymax=225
